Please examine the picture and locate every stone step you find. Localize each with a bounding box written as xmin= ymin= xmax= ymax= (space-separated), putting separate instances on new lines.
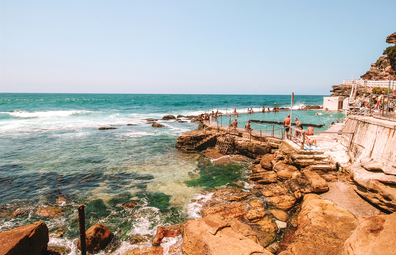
xmin=294 ymin=159 xmax=330 ymax=166
xmin=305 ymin=164 xmax=337 ymax=171
xmin=267 ymin=138 xmax=282 ymax=144
xmin=290 ymin=153 xmax=328 ymax=160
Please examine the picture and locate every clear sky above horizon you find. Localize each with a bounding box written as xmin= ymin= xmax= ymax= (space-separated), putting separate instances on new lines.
xmin=0 ymin=0 xmax=395 ymax=95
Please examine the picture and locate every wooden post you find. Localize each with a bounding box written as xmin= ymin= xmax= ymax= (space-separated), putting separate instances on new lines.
xmin=272 ymin=124 xmax=274 ymax=137
xmin=301 ymin=132 xmax=305 ymax=150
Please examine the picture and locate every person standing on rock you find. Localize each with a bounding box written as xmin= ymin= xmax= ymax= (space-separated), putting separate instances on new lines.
xmin=283 ymin=115 xmax=291 ymax=139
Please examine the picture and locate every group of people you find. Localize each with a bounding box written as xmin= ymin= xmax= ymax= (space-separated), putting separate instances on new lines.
xmin=247 ymin=108 xmax=255 ymax=114
xmin=283 ymin=115 xmax=317 ymax=148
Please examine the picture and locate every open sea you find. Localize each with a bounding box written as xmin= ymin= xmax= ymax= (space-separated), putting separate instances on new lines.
xmin=0 ymin=93 xmax=335 ymax=254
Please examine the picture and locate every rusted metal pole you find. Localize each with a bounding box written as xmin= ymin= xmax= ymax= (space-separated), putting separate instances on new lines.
xmin=78 ymin=205 xmax=86 ymax=255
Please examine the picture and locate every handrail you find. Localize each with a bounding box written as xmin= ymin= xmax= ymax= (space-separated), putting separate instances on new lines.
xmin=288 ymin=125 xmax=354 ymax=150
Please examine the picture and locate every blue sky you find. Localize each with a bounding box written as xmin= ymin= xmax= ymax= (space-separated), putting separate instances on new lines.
xmin=0 ymin=0 xmax=395 ymax=94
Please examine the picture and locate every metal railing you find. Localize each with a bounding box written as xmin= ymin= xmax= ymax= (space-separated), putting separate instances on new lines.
xmin=343 ymin=79 xmax=396 ymax=88
xmin=288 ymin=125 xmax=355 ymax=151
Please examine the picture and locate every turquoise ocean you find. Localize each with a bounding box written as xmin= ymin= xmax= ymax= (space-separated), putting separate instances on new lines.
xmin=0 ymin=93 xmax=337 ymax=254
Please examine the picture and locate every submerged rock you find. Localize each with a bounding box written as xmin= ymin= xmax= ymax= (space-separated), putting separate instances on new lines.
xmin=36 ymin=206 xmax=65 ymax=218
xmin=77 ymin=224 xmax=114 ymax=252
xmin=269 ymin=209 xmax=289 ymax=222
xmin=121 ymin=202 xmax=138 ymax=209
xmin=128 ymin=235 xmax=150 ymax=245
xmin=0 ymin=221 xmax=49 ymax=255
xmin=98 ymin=127 xmax=117 ymax=130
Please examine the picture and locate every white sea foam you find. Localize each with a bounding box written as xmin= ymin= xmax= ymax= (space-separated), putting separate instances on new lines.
xmin=118 ymin=132 xmax=156 ymax=138
xmin=1 ymin=110 xmax=94 ymax=118
xmin=187 ymin=192 xmax=214 ymax=219
xmin=161 ymin=235 xmax=183 ymax=255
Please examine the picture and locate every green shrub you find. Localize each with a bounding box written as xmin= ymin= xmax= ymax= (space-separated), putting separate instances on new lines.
xmin=372 ymin=87 xmax=393 ymax=94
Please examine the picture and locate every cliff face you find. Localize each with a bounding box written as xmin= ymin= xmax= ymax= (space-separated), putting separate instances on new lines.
xmin=360 ymin=32 xmax=396 ymax=80
xmin=360 ymin=56 xmax=393 ymax=81
xmin=330 ymin=85 xmax=370 ymax=97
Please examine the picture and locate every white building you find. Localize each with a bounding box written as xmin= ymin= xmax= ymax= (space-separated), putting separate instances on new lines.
xmin=323 ymin=97 xmax=344 ymax=111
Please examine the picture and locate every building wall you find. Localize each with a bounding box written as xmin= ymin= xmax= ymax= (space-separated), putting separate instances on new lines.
xmin=323 ymin=97 xmax=343 ymax=111
xmin=341 ymin=116 xmax=396 ymax=165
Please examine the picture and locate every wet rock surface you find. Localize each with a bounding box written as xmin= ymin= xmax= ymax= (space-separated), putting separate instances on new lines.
xmin=0 ymin=221 xmax=49 ymax=255
xmin=77 ymin=224 xmax=114 ymax=252
xmin=36 ymin=206 xmax=65 ymax=218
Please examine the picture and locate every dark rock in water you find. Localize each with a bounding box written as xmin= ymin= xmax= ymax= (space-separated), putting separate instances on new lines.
xmin=145 ymin=118 xmax=158 ymax=122
xmin=129 ymin=235 xmax=150 ymax=245
xmin=127 ymin=123 xmax=137 ymax=126
xmin=152 ymin=122 xmax=165 ymax=128
xmin=176 ymin=119 xmax=187 ymax=123
xmin=122 ymin=201 xmax=138 ymax=208
xmin=48 ymin=245 xmax=70 ymax=255
xmin=78 ymin=224 xmax=114 ymax=252
xmin=55 ymin=195 xmax=67 ymax=205
xmin=177 ymin=115 xmax=185 ymax=118
xmin=0 ymin=221 xmax=49 ymax=255
xmin=11 ymin=208 xmax=28 ymax=218
xmin=49 ymin=228 xmax=65 ymax=238
xmin=162 ymin=115 xmax=176 ymax=120
xmin=36 ymin=206 xmax=65 ymax=219
xmin=98 ymin=127 xmax=117 ymax=130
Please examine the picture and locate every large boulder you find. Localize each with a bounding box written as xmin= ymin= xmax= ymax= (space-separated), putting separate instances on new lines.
xmin=77 ymin=224 xmax=114 ymax=252
xmin=274 ymin=163 xmax=299 ymax=180
xmin=344 ymin=213 xmax=396 ymax=255
xmin=260 ymin=154 xmax=274 ymax=170
xmin=303 ymin=170 xmax=329 ymax=193
xmin=287 ymin=194 xmax=358 ymax=255
xmin=182 ymin=214 xmax=272 ymax=255
xmin=0 ymin=221 xmax=49 ymax=255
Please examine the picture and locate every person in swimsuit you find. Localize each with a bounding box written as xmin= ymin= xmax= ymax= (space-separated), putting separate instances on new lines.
xmin=245 ymin=121 xmax=251 ymax=132
xmin=295 ymin=118 xmax=302 ymax=129
xmin=233 ymin=119 xmax=238 ymax=129
xmin=283 ymin=115 xmax=291 ymax=139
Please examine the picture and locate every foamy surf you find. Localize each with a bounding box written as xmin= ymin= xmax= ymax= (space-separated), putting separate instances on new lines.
xmin=2 ymin=110 xmax=94 ymax=118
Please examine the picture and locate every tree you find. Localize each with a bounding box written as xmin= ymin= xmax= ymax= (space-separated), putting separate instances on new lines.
xmin=383 ymin=46 xmax=396 ymax=73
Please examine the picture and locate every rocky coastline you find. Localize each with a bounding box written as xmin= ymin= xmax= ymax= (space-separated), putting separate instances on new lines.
xmin=2 ymin=109 xmax=396 ymax=255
